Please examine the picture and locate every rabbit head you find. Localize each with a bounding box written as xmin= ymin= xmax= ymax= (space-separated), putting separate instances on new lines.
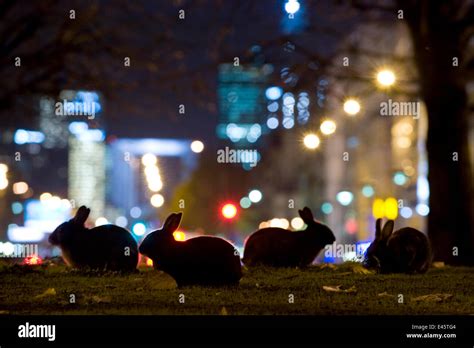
xmin=139 ymin=212 xmax=182 ymax=257
xmin=364 ymin=218 xmax=394 ymax=271
xmin=49 ymin=206 xmax=90 ymax=246
xmin=299 ymin=207 xmax=335 ymax=246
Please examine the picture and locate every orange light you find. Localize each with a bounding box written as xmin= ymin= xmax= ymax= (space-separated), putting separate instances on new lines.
xmin=173 ymin=231 xmax=186 ymax=241
xmin=24 ymin=255 xmax=42 ymax=266
xmin=221 ymin=203 xmax=237 ymax=219
xmin=146 ymin=258 xmax=154 ymax=267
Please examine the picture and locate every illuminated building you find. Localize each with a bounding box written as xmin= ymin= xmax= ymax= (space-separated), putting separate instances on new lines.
xmin=68 ymin=129 xmax=106 ymax=220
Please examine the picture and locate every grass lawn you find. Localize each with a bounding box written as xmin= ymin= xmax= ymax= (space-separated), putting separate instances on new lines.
xmin=0 ymin=261 xmax=472 ymax=315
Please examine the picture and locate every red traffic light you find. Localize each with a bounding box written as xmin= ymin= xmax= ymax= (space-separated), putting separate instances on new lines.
xmin=221 ymin=203 xmax=238 ymax=219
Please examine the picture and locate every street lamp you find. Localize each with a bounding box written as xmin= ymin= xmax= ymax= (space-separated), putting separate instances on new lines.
xmin=376 ymin=69 xmax=396 ymax=87
xmin=303 ymin=133 xmax=320 ymax=149
xmin=343 ymin=98 xmax=361 ymax=116
xmin=320 ymin=120 xmax=337 ymax=135
xmin=285 ymin=0 xmax=300 ymax=15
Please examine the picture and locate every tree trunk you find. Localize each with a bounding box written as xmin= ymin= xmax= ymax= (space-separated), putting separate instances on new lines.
xmin=402 ymin=1 xmax=474 ymax=265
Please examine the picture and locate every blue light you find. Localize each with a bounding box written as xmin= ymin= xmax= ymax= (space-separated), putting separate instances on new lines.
xmin=132 ymin=222 xmax=146 ymax=236
xmin=69 ymin=122 xmax=88 ymax=135
xmin=393 ymin=172 xmax=407 ymax=186
xmin=14 ymin=129 xmax=45 ymax=145
xmin=267 ymin=117 xmax=279 ymax=129
xmin=361 ymin=185 xmax=374 ymax=198
xmin=265 ymin=86 xmax=283 ymax=100
xmin=416 ymin=203 xmax=430 ymax=216
xmin=321 ymin=202 xmax=333 ymax=214
xmin=400 ymin=207 xmax=413 ymax=219
xmin=11 ymin=202 xmax=23 ymax=215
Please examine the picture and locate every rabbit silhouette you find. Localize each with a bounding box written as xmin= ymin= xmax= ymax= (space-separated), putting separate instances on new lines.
xmin=49 ymin=206 xmax=138 ymax=271
xmin=139 ymin=212 xmax=242 ymax=287
xmin=243 ymin=207 xmax=335 ymax=267
xmin=364 ymin=218 xmax=431 ymax=274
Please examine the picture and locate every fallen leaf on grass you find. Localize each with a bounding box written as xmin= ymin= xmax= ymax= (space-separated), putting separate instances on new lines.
xmin=378 ymin=292 xmax=396 ymax=298
xmin=220 ymin=307 xmax=228 ymax=315
xmin=432 ymin=262 xmax=445 ymax=268
xmin=91 ymin=295 xmax=111 ymax=304
xmin=352 ymin=265 xmax=375 ymax=274
xmin=322 ymin=285 xmax=357 ymax=293
xmin=35 ymin=288 xmax=56 ymax=299
xmin=411 ymin=294 xmax=453 ymax=302
xmin=319 ymin=264 xmax=337 ymax=270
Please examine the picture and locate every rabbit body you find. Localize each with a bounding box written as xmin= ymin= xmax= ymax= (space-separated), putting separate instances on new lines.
xmin=139 ymin=213 xmax=242 ymax=287
xmin=49 ymin=206 xmax=138 ymax=271
xmin=243 ymin=207 xmax=335 ymax=267
xmin=365 ymin=219 xmax=431 ymax=274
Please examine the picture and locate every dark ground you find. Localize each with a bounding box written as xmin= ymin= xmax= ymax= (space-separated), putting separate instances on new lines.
xmin=0 ymin=261 xmax=472 ymax=315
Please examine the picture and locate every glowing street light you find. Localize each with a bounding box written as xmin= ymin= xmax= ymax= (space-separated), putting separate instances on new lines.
xmin=320 ymin=120 xmax=337 ymax=135
xmin=248 ymin=189 xmax=262 ymax=203
xmin=343 ymin=99 xmax=361 ymax=116
xmin=150 ymin=193 xmax=165 ymax=207
xmin=376 ymin=69 xmax=396 ymax=87
xmin=221 ymin=203 xmax=238 ymax=220
xmin=285 ymin=0 xmax=300 ymax=15
xmin=190 ymin=140 xmax=204 ymax=153
xmin=173 ymin=231 xmax=186 ymax=242
xmin=303 ymin=133 xmax=320 ymax=149
xmin=141 ymin=153 xmax=157 ymax=166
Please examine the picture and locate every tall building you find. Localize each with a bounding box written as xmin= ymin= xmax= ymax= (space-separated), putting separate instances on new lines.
xmin=68 ymin=129 xmax=106 ymax=220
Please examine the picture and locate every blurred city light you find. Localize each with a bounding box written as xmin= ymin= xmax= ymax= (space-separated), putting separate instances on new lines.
xmin=400 ymin=207 xmax=413 ymax=219
xmin=361 ymin=185 xmax=375 ymax=197
xmin=150 ymin=193 xmax=165 ymax=208
xmin=416 ymin=203 xmax=430 ymax=216
xmin=336 ymin=191 xmax=354 ymax=206
xmin=13 ymin=182 xmax=29 ymax=195
xmin=0 ymin=177 xmax=8 ymax=190
xmin=132 ymin=222 xmax=146 ymax=236
xmin=321 ymin=202 xmax=333 ymax=214
xmin=130 ymin=207 xmax=142 ymax=218
xmin=68 ymin=122 xmax=88 ymax=135
xmin=221 ymin=203 xmax=238 ymax=219
xmin=320 ymin=119 xmax=337 ymax=135
xmin=372 ymin=198 xmax=385 ymax=219
xmin=393 ymin=172 xmax=407 ymax=186
xmin=285 ymin=0 xmax=300 ymax=14
xmin=303 ymin=133 xmax=320 ymax=149
xmin=40 ymin=192 xmax=52 ymax=201
xmin=173 ymin=231 xmax=186 ymax=241
xmin=95 ymin=217 xmax=109 ymax=226
xmin=141 ymin=153 xmax=157 ymax=167
xmin=265 ymin=86 xmax=283 ymax=100
xmin=14 ymin=129 xmax=45 ymax=145
xmin=7 ymin=225 xmax=44 ymax=242
xmin=190 ymin=140 xmax=205 ymax=153
xmin=115 ymin=216 xmax=128 ymax=227
xmin=384 ymin=197 xmax=398 ymax=220
xmin=266 ymin=116 xmax=279 ymax=129
xmin=248 ymin=189 xmax=263 ymax=203
xmin=23 ymin=255 xmax=43 ymax=266
xmin=240 ymin=197 xmax=251 ymax=209
xmin=1 ymin=241 xmax=15 ymax=256
xmin=343 ymin=99 xmax=361 ymax=115
xmin=291 ymin=217 xmax=304 ymax=230
xmin=11 ymin=202 xmax=23 ymax=215
xmin=376 ymin=69 xmax=396 ymax=87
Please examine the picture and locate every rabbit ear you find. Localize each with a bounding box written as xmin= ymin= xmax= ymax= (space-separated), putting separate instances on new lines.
xmin=375 ymin=218 xmax=383 ymax=239
xmin=298 ymin=207 xmax=314 ymax=224
xmin=163 ymin=212 xmax=182 ymax=233
xmin=73 ymin=206 xmax=90 ymax=225
xmin=381 ymin=220 xmax=394 ymax=240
